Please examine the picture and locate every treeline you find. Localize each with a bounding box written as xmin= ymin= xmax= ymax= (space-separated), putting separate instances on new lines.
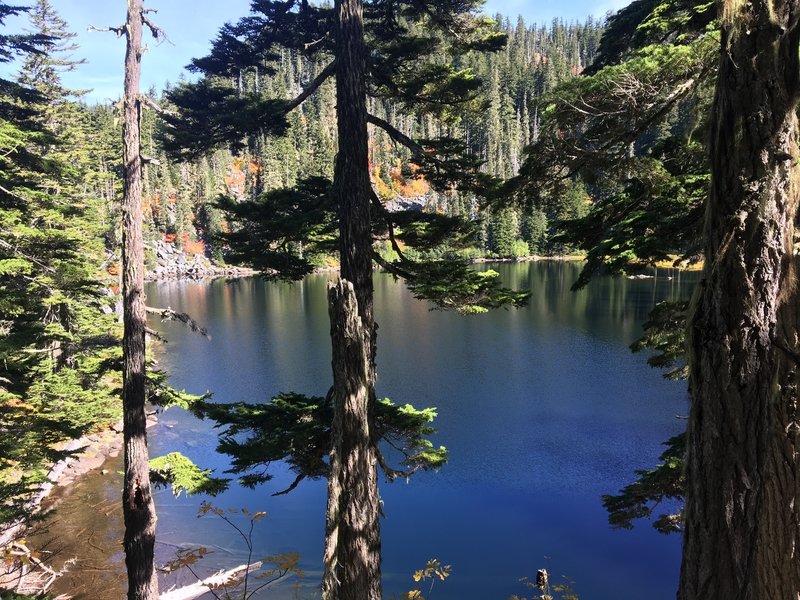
xmin=88 ymin=16 xmax=604 ymax=267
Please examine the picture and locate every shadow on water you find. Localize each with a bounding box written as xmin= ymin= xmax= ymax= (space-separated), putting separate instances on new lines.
xmin=31 ymin=262 xmax=697 ymax=599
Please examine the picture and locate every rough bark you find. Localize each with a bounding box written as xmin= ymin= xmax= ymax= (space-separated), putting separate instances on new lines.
xmin=321 ymin=0 xmax=381 ymax=597
xmin=322 ymin=281 xmax=381 ymax=600
xmin=333 ymin=0 xmax=374 ymax=338
xmin=121 ymin=1 xmax=158 ymax=598
xmin=678 ymin=2 xmax=800 ymax=598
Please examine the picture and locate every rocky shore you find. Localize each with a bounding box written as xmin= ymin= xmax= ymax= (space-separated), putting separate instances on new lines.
xmin=147 ymin=240 xmax=256 ymax=281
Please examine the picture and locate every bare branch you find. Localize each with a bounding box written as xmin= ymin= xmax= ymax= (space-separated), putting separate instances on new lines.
xmin=159 ymin=562 xmax=263 ymax=600
xmin=367 ymin=114 xmax=427 ymax=158
xmin=141 ymin=12 xmax=172 ymax=46
xmin=145 ymin=306 xmax=211 ymax=339
xmin=139 ymin=94 xmax=176 ymax=116
xmin=87 ymin=24 xmax=126 ymax=37
xmin=375 ymin=446 xmax=410 ymax=482
xmin=145 ymin=327 xmax=167 ymax=342
xmin=285 ymin=60 xmax=336 ymax=112
xmin=304 ymin=33 xmax=330 ymax=51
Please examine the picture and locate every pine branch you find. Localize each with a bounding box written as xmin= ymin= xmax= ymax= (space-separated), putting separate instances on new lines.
xmin=0 ymin=237 xmax=56 ymax=273
xmin=145 ymin=327 xmax=167 ymax=342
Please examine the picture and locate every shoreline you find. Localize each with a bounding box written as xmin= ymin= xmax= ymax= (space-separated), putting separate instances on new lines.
xmin=0 ymin=415 xmax=157 ymax=596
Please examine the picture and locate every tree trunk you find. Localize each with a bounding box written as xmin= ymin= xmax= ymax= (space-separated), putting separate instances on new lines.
xmin=678 ymin=2 xmax=800 ymax=598
xmin=323 ymin=281 xmax=381 ymax=600
xmin=321 ymin=0 xmax=381 ymax=597
xmin=121 ymin=1 xmax=158 ymax=598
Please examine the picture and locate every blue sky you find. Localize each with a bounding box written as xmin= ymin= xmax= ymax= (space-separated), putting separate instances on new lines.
xmin=2 ymin=0 xmax=629 ymax=104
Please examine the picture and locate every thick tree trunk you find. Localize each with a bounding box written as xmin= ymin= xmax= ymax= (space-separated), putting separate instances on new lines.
xmin=333 ymin=0 xmax=374 ymax=334
xmin=323 ymin=281 xmax=381 ymax=600
xmin=678 ymin=2 xmax=800 ymax=598
xmin=322 ymin=0 xmax=381 ymax=598
xmin=121 ymin=1 xmax=158 ymax=599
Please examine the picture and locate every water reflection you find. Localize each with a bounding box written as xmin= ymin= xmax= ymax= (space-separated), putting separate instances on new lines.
xmin=36 ymin=262 xmax=696 ymax=599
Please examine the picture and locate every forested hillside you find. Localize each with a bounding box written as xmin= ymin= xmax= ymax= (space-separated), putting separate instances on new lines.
xmin=0 ymin=0 xmax=601 ymax=549
xmin=95 ymin=17 xmax=604 ymax=269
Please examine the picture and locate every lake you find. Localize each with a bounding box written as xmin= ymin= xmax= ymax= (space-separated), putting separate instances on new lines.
xmin=39 ymin=261 xmax=694 ymax=599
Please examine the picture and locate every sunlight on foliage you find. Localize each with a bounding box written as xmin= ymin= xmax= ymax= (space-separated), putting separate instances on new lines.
xmin=403 ymin=558 xmax=451 ymax=600
xmin=149 ymin=452 xmax=229 ymax=497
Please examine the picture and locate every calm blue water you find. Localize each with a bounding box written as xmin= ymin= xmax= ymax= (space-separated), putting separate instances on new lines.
xmin=146 ymin=262 xmax=693 ymax=599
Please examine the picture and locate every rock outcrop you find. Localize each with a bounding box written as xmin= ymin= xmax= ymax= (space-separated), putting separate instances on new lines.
xmin=147 ymin=240 xmax=256 ymax=281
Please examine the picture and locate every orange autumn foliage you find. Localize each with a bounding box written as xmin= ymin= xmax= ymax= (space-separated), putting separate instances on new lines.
xmin=225 ymin=158 xmax=247 ymax=196
xmin=180 ymin=232 xmax=206 ymax=256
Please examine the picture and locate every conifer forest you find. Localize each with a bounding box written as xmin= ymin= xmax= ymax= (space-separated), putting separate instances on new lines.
xmin=1 ymin=0 xmax=799 ymax=599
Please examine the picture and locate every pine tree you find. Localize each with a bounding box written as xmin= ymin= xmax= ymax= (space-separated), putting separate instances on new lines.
xmin=159 ymin=2 xmax=528 ymax=597
xmin=0 ymin=0 xmax=122 ymax=541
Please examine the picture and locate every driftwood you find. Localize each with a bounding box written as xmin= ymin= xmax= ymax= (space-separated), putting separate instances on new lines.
xmin=159 ymin=561 xmax=262 ymax=600
xmin=0 ymin=541 xmax=75 ymax=597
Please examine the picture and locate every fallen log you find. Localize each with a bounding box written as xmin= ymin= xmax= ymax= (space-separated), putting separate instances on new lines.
xmin=160 ymin=561 xmax=262 ymax=600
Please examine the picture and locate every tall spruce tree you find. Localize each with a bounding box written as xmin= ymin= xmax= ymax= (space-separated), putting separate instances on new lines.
xmin=160 ymin=1 xmax=527 ymax=596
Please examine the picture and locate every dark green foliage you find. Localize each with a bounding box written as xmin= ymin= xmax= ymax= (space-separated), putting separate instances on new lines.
xmin=401 ymin=262 xmax=529 ymax=314
xmin=380 ymin=210 xmax=476 ymax=252
xmin=0 ymin=3 xmax=51 ymax=65
xmin=189 ymin=393 xmax=447 ymax=494
xmin=601 ymin=434 xmax=685 ymax=534
xmin=410 ymin=136 xmax=500 ymax=197
xmin=587 ymin=0 xmax=714 ymax=74
xmin=159 ymin=79 xmax=295 ymax=161
xmin=507 ymin=3 xmax=716 ymax=284
xmin=0 ymin=1 xmax=123 ymax=533
xmin=630 ymin=300 xmax=689 ymax=380
xmin=215 ymin=176 xmax=338 ymax=280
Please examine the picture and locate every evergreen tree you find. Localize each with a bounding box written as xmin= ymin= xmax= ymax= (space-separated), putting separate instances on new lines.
xmin=160 ymin=1 xmax=529 ymax=597
xmin=0 ymin=1 xmax=121 ymax=542
xmin=678 ymin=0 xmax=800 ymax=595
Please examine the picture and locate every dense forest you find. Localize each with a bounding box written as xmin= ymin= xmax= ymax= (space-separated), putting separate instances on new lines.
xmin=126 ymin=15 xmax=603 ymax=265
xmin=2 ymin=0 xmax=800 ymax=598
